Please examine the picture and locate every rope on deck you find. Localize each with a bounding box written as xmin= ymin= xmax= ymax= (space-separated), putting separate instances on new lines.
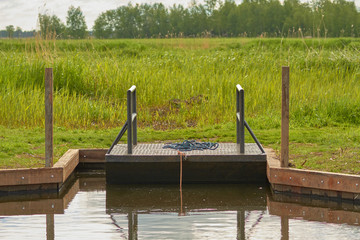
xmin=163 ymin=140 xmax=219 ymax=152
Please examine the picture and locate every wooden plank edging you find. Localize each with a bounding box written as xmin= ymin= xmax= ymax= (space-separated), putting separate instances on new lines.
xmin=0 ymin=168 xmax=62 ymax=187
xmin=79 ymin=149 xmax=107 ymax=163
xmin=0 ymin=149 xmax=106 ymax=190
xmin=0 ymin=149 xmax=80 ymax=188
xmin=2 ymin=147 xmax=360 ymax=195
xmin=266 ymin=148 xmax=360 ymax=194
xmin=53 ymin=149 xmax=79 ymax=181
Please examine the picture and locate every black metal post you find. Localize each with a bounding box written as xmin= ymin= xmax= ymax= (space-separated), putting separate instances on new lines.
xmin=244 ymin=120 xmax=265 ymax=154
xmin=236 ymin=84 xmax=245 ymax=153
xmin=236 ymin=88 xmax=240 ymax=144
xmin=127 ymin=88 xmax=133 ymax=154
xmin=107 ymin=121 xmax=128 ymax=154
xmin=107 ymin=85 xmax=137 ymax=155
xmin=132 ymin=88 xmax=137 ymax=146
xmin=237 ymin=210 xmax=245 ymax=240
xmin=128 ymin=211 xmax=138 ymax=240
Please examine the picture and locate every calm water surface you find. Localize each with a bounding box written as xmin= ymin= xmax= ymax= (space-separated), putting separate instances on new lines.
xmin=0 ymin=175 xmax=360 ymax=239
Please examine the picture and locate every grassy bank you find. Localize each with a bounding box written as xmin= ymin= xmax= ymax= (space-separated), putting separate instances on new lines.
xmin=1 ymin=125 xmax=359 ymax=174
xmin=0 ymin=38 xmax=359 ymax=172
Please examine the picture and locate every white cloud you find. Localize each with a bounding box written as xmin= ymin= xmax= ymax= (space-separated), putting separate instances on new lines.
xmin=0 ymin=0 xmax=199 ymax=30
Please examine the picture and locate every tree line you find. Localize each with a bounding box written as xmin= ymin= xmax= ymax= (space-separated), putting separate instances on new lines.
xmin=93 ymin=0 xmax=360 ymax=38
xmin=2 ymin=5 xmax=87 ymax=39
xmin=0 ymin=27 xmax=35 ymax=38
xmin=1 ymin=0 xmax=360 ymax=39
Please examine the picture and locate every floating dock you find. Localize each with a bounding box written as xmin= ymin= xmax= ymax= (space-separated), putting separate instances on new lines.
xmin=106 ymin=143 xmax=267 ymax=184
xmin=105 ymin=85 xmax=267 ymax=184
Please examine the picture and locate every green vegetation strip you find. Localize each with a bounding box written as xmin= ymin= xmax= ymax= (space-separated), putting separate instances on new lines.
xmin=1 ymin=125 xmax=359 ymax=174
xmin=0 ymin=38 xmax=359 ymax=173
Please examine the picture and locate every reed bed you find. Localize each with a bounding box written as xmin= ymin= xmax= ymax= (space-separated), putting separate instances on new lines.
xmin=0 ymin=38 xmax=359 ymax=130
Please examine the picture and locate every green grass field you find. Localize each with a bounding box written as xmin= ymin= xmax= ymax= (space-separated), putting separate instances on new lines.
xmin=0 ymin=38 xmax=359 ymax=173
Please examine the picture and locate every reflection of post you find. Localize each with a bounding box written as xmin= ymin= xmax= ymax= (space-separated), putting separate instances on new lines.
xmin=281 ymin=216 xmax=289 ymax=240
xmin=237 ymin=210 xmax=245 ymax=240
xmin=128 ymin=211 xmax=138 ymax=240
xmin=46 ymin=214 xmax=54 ymax=240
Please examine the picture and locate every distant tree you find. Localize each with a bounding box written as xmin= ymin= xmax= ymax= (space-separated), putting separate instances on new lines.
xmin=145 ymin=3 xmax=169 ymax=37
xmin=205 ymin=0 xmax=222 ymax=15
xmin=212 ymin=0 xmax=237 ymax=36
xmin=66 ymin=6 xmax=87 ymax=39
xmin=283 ymin=0 xmax=312 ymax=37
xmin=323 ymin=0 xmax=359 ymax=37
xmin=15 ymin=26 xmax=22 ymax=38
xmin=38 ymin=14 xmax=51 ymax=37
xmin=50 ymin=16 xmax=66 ymax=38
xmin=187 ymin=4 xmax=208 ymax=36
xmin=38 ymin=13 xmax=66 ymax=39
xmin=112 ymin=4 xmax=142 ymax=38
xmin=169 ymin=4 xmax=188 ymax=36
xmin=93 ymin=10 xmax=116 ymax=38
xmin=5 ymin=25 xmax=15 ymax=38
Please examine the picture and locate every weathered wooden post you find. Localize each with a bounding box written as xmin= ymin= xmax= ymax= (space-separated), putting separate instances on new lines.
xmin=45 ymin=68 xmax=53 ymax=167
xmin=46 ymin=214 xmax=55 ymax=240
xmin=281 ymin=216 xmax=289 ymax=240
xmin=281 ymin=66 xmax=289 ymax=168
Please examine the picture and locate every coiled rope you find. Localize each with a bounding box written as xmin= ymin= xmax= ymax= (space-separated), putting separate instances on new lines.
xmin=163 ymin=140 xmax=219 ymax=152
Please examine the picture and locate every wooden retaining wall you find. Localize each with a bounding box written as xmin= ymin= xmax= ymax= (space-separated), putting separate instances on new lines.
xmin=0 ymin=149 xmax=106 ymax=194
xmin=1 ymin=147 xmax=360 ymax=203
xmin=266 ymin=148 xmax=360 ymax=202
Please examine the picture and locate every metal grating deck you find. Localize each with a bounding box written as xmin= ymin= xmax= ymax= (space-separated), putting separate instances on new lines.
xmin=106 ymin=143 xmax=266 ymax=162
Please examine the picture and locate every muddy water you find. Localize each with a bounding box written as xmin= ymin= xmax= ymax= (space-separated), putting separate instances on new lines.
xmin=0 ymin=175 xmax=360 ymax=239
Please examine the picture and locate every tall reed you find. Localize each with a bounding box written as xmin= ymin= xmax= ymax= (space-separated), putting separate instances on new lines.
xmin=0 ymin=38 xmax=359 ymax=129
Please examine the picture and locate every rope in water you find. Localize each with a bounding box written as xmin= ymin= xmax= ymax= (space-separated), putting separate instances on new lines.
xmin=163 ymin=140 xmax=219 ymax=152
xmin=178 ymin=151 xmax=185 ymax=216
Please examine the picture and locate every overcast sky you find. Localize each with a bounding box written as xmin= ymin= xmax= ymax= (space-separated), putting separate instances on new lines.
xmin=0 ymin=0 xmax=359 ymax=31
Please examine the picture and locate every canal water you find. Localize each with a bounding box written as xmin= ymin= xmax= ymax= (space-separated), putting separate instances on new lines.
xmin=0 ymin=174 xmax=360 ymax=239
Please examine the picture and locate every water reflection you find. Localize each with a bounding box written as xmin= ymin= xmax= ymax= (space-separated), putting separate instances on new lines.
xmin=281 ymin=216 xmax=289 ymax=240
xmin=269 ymin=193 xmax=360 ymax=227
xmin=46 ymin=214 xmax=54 ymax=240
xmin=106 ymin=183 xmax=268 ymax=239
xmin=0 ymin=176 xmax=360 ymax=239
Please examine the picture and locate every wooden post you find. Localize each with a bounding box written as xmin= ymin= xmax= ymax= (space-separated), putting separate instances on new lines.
xmin=45 ymin=68 xmax=53 ymax=167
xmin=281 ymin=216 xmax=289 ymax=240
xmin=46 ymin=214 xmax=55 ymax=240
xmin=281 ymin=66 xmax=289 ymax=168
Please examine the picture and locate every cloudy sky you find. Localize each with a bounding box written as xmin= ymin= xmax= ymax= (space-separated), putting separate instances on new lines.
xmin=0 ymin=0 xmax=207 ymax=31
xmin=0 ymin=0 xmax=359 ymax=31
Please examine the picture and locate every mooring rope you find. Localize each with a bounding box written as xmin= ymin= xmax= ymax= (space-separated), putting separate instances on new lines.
xmin=178 ymin=151 xmax=185 ymax=216
xmin=163 ymin=140 xmax=219 ymax=152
